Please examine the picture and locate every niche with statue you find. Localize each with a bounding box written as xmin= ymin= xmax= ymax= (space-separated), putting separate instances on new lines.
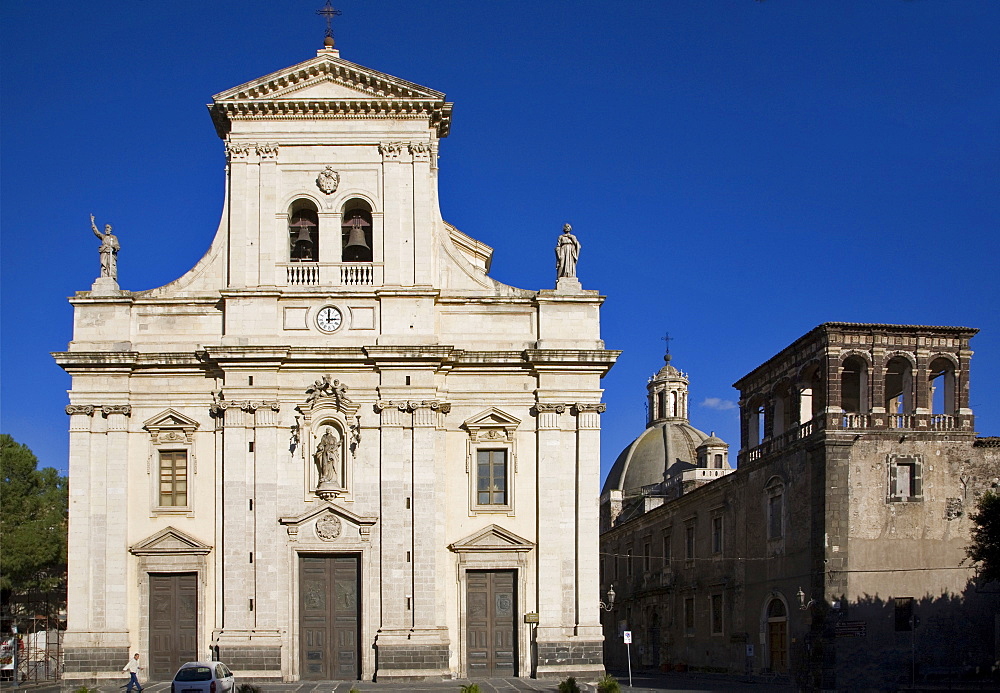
xmin=297 ymin=375 xmax=360 ymax=501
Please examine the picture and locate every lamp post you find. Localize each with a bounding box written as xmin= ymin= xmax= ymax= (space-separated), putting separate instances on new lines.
xmin=599 ymin=585 xmax=616 ymax=612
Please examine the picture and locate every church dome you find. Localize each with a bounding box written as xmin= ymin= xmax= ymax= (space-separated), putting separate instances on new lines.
xmin=601 ymin=418 xmax=713 ymax=495
xmin=601 ymin=348 xmax=727 ymax=495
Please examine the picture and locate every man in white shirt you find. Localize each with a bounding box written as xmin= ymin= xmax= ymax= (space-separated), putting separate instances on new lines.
xmin=123 ymin=653 xmax=142 ymax=692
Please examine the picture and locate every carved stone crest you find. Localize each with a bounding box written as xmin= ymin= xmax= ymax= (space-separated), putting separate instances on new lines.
xmin=316 ymin=166 xmax=340 ymax=194
xmin=315 ymin=514 xmax=342 ymax=541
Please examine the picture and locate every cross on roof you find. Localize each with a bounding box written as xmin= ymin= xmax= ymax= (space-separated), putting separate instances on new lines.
xmin=316 ymin=0 xmax=342 ymax=40
xmin=661 ymin=332 xmax=674 ymax=356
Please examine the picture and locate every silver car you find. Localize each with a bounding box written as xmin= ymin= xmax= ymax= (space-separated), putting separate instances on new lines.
xmin=170 ymin=661 xmax=235 ymax=693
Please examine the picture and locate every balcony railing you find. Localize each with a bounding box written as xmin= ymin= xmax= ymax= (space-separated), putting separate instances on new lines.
xmin=742 ymin=411 xmax=971 ymax=464
xmin=280 ymin=262 xmax=383 ymax=287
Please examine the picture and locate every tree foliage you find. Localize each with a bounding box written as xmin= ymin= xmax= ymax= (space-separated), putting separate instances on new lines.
xmin=0 ymin=435 xmax=68 ymax=599
xmin=966 ymin=489 xmax=1000 ymax=584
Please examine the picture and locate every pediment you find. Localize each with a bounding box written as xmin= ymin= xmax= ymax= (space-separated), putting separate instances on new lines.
xmin=279 ymin=501 xmax=377 ymax=530
xmin=448 ymin=524 xmax=534 ymax=554
xmin=463 ymin=408 xmax=521 ymax=430
xmin=144 ymin=408 xmax=200 ymax=431
xmin=130 ymin=527 xmax=212 ymax=556
xmin=212 ymin=52 xmax=445 ymax=103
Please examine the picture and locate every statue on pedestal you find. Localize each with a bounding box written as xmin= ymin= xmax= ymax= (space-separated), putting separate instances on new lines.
xmin=90 ymin=214 xmax=120 ymax=280
xmin=555 ymin=223 xmax=580 ymax=279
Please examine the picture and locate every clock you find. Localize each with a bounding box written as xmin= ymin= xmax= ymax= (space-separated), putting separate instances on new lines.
xmin=316 ymin=306 xmax=343 ymax=332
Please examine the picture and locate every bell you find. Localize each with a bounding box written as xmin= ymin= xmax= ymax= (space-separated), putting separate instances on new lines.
xmin=342 ymin=215 xmax=371 ymax=261
xmin=344 ymin=225 xmax=370 ymax=252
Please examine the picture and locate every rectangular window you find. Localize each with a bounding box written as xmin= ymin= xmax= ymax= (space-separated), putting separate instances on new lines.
xmin=714 ymin=454 xmax=723 ymax=469
xmin=711 ymin=594 xmax=724 ymax=635
xmin=685 ymin=524 xmax=696 ymax=562
xmin=476 ymin=449 xmax=507 ymax=505
xmin=888 ymin=456 xmax=923 ymax=502
xmin=711 ymin=516 xmax=723 ymax=554
xmin=159 ymin=450 xmax=188 ymax=506
xmin=894 ymin=597 xmax=914 ymax=631
xmin=626 ymin=548 xmax=633 ymax=577
xmin=643 ymin=542 xmax=651 ymax=572
xmin=662 ymin=533 xmax=671 ymax=568
xmin=684 ymin=596 xmax=695 ymax=633
xmin=768 ymin=493 xmax=783 ymax=539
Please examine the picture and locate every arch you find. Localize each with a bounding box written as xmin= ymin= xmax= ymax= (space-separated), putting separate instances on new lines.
xmin=763 ymin=595 xmax=788 ymax=673
xmin=884 ymin=355 xmax=914 ymax=415
xmin=840 ymin=354 xmax=869 ymax=414
xmin=770 ymin=379 xmax=795 ymax=435
xmin=745 ymin=394 xmax=767 ymax=447
xmin=341 ymin=198 xmax=374 ymax=262
xmin=797 ymin=362 xmax=824 ymax=423
xmin=288 ymin=199 xmax=319 ymax=262
xmin=928 ymin=356 xmax=957 ymax=415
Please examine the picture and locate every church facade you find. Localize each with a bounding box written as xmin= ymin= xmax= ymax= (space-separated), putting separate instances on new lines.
xmin=55 ymin=40 xmax=617 ymax=683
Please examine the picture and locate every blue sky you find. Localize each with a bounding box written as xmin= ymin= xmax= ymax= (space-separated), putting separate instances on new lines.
xmin=2 ymin=1 xmax=998 ymax=480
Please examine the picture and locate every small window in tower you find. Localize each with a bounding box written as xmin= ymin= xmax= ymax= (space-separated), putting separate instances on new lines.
xmin=888 ymin=455 xmax=922 ymax=502
xmin=714 ymin=453 xmax=723 ymax=469
xmin=341 ymin=202 xmax=373 ymax=262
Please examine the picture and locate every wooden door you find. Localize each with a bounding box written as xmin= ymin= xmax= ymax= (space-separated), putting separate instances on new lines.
xmin=466 ymin=570 xmax=516 ymax=677
xmin=148 ymin=573 xmax=197 ymax=680
xmin=299 ymin=555 xmax=360 ymax=680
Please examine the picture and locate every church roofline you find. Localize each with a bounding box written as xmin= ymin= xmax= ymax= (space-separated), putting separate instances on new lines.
xmin=209 ymin=52 xmax=453 ymax=139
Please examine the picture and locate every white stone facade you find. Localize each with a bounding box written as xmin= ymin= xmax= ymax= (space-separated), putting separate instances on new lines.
xmin=55 ymin=46 xmax=618 ymax=683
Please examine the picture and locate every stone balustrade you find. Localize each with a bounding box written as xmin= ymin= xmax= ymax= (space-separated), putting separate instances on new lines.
xmin=281 ymin=262 xmax=382 ymax=287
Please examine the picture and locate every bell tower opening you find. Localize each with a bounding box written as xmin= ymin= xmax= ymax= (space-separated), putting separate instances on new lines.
xmin=289 ymin=200 xmax=319 ymax=262
xmin=341 ymin=200 xmax=373 ymax=263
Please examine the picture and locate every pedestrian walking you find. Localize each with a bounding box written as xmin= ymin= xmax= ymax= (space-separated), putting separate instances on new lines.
xmin=123 ymin=652 xmax=143 ymax=692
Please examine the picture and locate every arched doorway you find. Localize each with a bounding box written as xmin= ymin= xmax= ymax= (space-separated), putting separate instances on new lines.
xmin=766 ymin=598 xmax=788 ymax=673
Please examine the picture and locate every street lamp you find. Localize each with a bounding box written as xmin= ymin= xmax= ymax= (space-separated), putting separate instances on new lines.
xmin=599 ymin=585 xmax=616 ymax=611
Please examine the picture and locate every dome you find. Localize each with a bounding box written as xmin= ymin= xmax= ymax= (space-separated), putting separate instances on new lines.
xmin=697 ymin=433 xmax=728 ymax=450
xmin=601 ymin=418 xmax=713 ymax=495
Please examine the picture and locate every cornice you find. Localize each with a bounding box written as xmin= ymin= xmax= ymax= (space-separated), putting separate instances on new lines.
xmin=210 ymin=99 xmax=452 ymax=140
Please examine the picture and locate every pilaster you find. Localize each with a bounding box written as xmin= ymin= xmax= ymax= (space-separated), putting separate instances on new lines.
xmin=572 ymin=403 xmax=605 ymax=639
xmin=102 ymin=404 xmax=131 ymax=635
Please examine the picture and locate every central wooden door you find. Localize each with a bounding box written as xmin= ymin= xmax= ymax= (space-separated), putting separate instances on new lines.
xmin=148 ymin=573 xmax=197 ymax=680
xmin=299 ymin=555 xmax=360 ymax=680
xmin=466 ymin=570 xmax=516 ymax=677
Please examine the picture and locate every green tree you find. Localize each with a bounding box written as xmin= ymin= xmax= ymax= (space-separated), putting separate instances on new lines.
xmin=0 ymin=434 xmax=68 ymax=624
xmin=966 ymin=490 xmax=1000 ymax=584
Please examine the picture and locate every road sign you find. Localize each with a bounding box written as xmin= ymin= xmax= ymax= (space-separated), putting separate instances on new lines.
xmin=623 ymin=630 xmax=632 ymax=644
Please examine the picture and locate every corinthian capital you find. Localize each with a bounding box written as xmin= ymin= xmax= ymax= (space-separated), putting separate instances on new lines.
xmin=256 ymin=143 xmax=279 ymax=159
xmin=378 ymin=141 xmax=404 ymax=160
xmin=225 ymin=142 xmax=253 ymax=160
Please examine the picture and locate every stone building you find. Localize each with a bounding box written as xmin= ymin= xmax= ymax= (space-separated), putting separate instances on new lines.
xmin=54 ymin=38 xmax=618 ymax=684
xmin=600 ymin=323 xmax=1000 ymax=690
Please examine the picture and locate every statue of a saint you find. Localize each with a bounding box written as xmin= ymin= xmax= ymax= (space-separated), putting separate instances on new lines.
xmin=555 ymin=223 xmax=580 ymax=279
xmin=90 ymin=214 xmax=120 ymax=280
xmin=313 ymin=427 xmax=341 ymax=486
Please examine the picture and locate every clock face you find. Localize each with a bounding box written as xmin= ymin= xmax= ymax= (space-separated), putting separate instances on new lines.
xmin=316 ymin=306 xmax=343 ymax=332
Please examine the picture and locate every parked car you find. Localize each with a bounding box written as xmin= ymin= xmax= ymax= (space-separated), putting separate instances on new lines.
xmin=170 ymin=661 xmax=235 ymax=693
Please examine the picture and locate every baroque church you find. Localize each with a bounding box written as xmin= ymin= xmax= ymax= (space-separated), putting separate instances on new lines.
xmin=55 ymin=33 xmax=618 ymax=683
